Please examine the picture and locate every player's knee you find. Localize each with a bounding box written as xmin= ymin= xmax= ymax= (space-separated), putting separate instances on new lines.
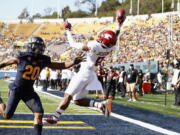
xmin=64 ymin=93 xmax=72 ymax=103
xmin=73 ymin=100 xmax=80 ymax=105
xmin=64 ymin=93 xmax=72 ymax=99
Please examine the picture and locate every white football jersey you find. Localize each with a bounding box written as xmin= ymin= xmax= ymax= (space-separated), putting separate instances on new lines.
xmin=80 ymin=41 xmax=115 ymax=71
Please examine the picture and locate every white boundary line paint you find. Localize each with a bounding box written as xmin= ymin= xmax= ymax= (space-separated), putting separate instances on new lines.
xmin=15 ymin=113 xmax=101 ymax=115
xmin=36 ymin=89 xmax=180 ymax=135
xmin=36 ymin=89 xmax=101 ymax=115
xmin=111 ymin=113 xmax=180 ymax=135
xmin=35 ymin=88 xmax=61 ymax=99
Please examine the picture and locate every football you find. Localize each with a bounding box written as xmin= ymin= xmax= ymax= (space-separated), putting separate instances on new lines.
xmin=64 ymin=21 xmax=72 ymax=30
xmin=116 ymin=9 xmax=125 ymax=18
xmin=116 ymin=9 xmax=126 ymax=24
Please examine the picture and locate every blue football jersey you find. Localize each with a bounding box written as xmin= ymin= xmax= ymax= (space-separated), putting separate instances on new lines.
xmin=9 ymin=52 xmax=51 ymax=91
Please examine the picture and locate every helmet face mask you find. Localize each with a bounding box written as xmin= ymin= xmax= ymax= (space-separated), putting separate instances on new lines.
xmin=97 ymin=30 xmax=117 ymax=48
xmin=31 ymin=43 xmax=45 ymax=54
xmin=26 ymin=37 xmax=45 ymax=55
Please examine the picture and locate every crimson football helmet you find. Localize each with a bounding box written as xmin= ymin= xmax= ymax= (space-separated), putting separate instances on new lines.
xmin=97 ymin=30 xmax=117 ymax=48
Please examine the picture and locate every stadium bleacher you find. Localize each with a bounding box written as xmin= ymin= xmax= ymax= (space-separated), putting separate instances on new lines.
xmin=34 ymin=23 xmax=64 ymax=40
xmin=14 ymin=23 xmax=40 ymax=37
xmin=0 ymin=13 xmax=179 ymax=65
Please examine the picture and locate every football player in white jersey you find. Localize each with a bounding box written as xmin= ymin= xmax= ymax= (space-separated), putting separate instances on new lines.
xmin=43 ymin=9 xmax=126 ymax=124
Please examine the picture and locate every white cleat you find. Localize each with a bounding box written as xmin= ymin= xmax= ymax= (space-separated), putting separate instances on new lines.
xmin=43 ymin=117 xmax=58 ymax=124
xmin=127 ymin=99 xmax=132 ymax=102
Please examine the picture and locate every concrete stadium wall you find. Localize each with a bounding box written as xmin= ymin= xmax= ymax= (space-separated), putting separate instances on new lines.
xmin=0 ymin=11 xmax=179 ymax=24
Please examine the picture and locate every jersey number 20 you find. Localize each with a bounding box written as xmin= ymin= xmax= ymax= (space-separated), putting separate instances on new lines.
xmin=22 ymin=65 xmax=40 ymax=80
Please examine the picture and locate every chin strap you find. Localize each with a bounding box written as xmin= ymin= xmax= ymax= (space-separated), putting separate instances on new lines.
xmin=66 ymin=30 xmax=84 ymax=50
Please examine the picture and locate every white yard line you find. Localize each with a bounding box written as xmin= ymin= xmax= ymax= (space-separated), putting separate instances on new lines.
xmin=36 ymin=89 xmax=180 ymax=135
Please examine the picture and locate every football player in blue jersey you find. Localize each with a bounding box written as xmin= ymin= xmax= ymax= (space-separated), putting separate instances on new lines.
xmin=0 ymin=36 xmax=83 ymax=135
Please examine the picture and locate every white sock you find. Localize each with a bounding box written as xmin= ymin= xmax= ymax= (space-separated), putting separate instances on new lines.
xmin=94 ymin=102 xmax=102 ymax=109
xmin=53 ymin=108 xmax=64 ymax=120
xmin=89 ymin=100 xmax=95 ymax=107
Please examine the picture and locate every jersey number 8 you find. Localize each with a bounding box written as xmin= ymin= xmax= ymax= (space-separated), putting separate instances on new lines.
xmin=22 ymin=65 xmax=40 ymax=80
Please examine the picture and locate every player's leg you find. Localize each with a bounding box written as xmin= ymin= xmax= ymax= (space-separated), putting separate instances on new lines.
xmin=78 ymin=73 xmax=112 ymax=117
xmin=131 ymin=83 xmax=137 ymax=101
xmin=105 ymin=81 xmax=111 ymax=99
xmin=95 ymin=90 xmax=99 ymax=98
xmin=34 ymin=113 xmax=43 ymax=135
xmin=54 ymin=79 xmax=57 ymax=90
xmin=73 ymin=89 xmax=111 ymax=118
xmin=57 ymin=93 xmax=72 ymax=110
xmin=174 ymin=87 xmax=178 ymax=105
xmin=43 ymin=73 xmax=89 ymax=124
xmin=72 ymin=90 xmax=89 ymax=106
xmin=110 ymin=81 xmax=116 ymax=100
xmin=120 ymin=82 xmax=126 ymax=97
xmin=42 ymin=93 xmax=72 ymax=124
xmin=127 ymin=83 xmax=132 ymax=101
xmin=0 ymin=88 xmax=6 ymax=115
xmin=0 ymin=97 xmax=6 ymax=115
xmin=23 ymin=91 xmax=44 ymax=135
xmin=3 ymin=90 xmax=20 ymax=119
xmin=74 ymin=98 xmax=112 ymax=118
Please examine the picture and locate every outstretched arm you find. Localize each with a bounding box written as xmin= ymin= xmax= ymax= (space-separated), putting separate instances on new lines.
xmin=115 ymin=9 xmax=126 ymax=36
xmin=47 ymin=55 xmax=84 ymax=70
xmin=64 ymin=21 xmax=90 ymax=51
xmin=48 ymin=61 xmax=75 ymax=70
xmin=0 ymin=57 xmax=19 ymax=69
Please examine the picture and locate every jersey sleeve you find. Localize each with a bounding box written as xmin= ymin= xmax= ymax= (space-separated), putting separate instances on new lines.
xmin=87 ymin=42 xmax=99 ymax=54
xmin=43 ymin=56 xmax=51 ymax=67
xmin=15 ymin=51 xmax=21 ymax=58
xmin=15 ymin=52 xmax=28 ymax=60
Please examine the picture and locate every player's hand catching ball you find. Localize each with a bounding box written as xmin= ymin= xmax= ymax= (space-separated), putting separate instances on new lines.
xmin=116 ymin=9 xmax=126 ymax=26
xmin=64 ymin=21 xmax=72 ymax=30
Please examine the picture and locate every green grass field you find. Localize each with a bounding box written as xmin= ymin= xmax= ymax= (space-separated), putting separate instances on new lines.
xmin=88 ymin=92 xmax=180 ymax=118
xmin=113 ymin=94 xmax=180 ymax=118
xmin=0 ymin=80 xmax=99 ymax=114
xmin=1 ymin=79 xmax=180 ymax=118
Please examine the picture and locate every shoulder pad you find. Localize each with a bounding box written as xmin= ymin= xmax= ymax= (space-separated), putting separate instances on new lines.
xmin=41 ymin=55 xmax=51 ymax=62
xmin=15 ymin=52 xmax=30 ymax=58
xmin=14 ymin=51 xmax=21 ymax=58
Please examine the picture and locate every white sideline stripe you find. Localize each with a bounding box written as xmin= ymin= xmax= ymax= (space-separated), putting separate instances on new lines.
xmin=36 ymin=89 xmax=180 ymax=135
xmin=15 ymin=113 xmax=101 ymax=115
xmin=35 ymin=88 xmax=62 ymax=100
xmin=111 ymin=113 xmax=180 ymax=135
xmin=36 ymin=89 xmax=100 ymax=115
